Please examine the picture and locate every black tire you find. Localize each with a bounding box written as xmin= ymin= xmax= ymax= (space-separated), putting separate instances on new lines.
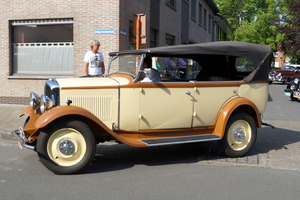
xmin=218 ymin=112 xmax=257 ymax=157
xmin=37 ymin=119 xmax=96 ymax=174
xmin=290 ymin=93 xmax=298 ymax=101
xmin=282 ymin=78 xmax=287 ymax=84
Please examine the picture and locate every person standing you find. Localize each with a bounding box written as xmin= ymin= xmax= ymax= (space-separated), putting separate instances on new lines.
xmin=84 ymin=39 xmax=105 ymax=76
xmin=177 ymin=58 xmax=187 ymax=78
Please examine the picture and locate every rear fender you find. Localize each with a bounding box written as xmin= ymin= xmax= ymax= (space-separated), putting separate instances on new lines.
xmin=213 ymin=98 xmax=261 ymax=138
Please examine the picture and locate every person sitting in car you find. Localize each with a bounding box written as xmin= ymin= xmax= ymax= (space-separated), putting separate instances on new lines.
xmin=141 ymin=56 xmax=161 ymax=83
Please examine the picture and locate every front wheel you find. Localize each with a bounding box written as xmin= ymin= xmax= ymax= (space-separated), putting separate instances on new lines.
xmin=218 ymin=112 xmax=257 ymax=157
xmin=37 ymin=119 xmax=96 ymax=174
xmin=290 ymin=93 xmax=298 ymax=101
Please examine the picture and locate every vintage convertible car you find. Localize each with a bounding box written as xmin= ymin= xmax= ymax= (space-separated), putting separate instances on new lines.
xmin=269 ymin=64 xmax=300 ymax=84
xmin=284 ymin=78 xmax=300 ymax=101
xmin=12 ymin=41 xmax=274 ymax=174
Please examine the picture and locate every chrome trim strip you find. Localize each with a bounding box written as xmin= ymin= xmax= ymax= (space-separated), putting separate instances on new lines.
xmin=140 ymin=135 xmax=221 ymax=146
xmin=11 ymin=128 xmax=35 ymax=150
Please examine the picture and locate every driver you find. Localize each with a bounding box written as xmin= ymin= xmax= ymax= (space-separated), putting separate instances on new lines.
xmin=141 ymin=56 xmax=161 ymax=83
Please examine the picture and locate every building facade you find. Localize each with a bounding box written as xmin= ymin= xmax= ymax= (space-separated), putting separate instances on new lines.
xmin=0 ymin=0 xmax=231 ymax=105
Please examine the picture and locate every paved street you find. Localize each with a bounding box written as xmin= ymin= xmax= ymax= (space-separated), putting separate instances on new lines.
xmin=0 ymin=83 xmax=300 ymax=199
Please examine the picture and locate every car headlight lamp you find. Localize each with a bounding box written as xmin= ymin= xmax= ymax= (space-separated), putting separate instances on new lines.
xmin=294 ymin=78 xmax=299 ymax=84
xmin=40 ymin=95 xmax=55 ymax=114
xmin=290 ymin=85 xmax=295 ymax=90
xmin=30 ymin=92 xmax=41 ymax=110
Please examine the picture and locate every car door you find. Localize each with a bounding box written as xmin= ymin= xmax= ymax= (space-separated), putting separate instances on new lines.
xmin=192 ymin=82 xmax=239 ymax=127
xmin=139 ymin=82 xmax=195 ymax=130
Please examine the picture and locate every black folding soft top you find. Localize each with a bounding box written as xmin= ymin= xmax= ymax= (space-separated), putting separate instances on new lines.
xmin=109 ymin=41 xmax=271 ymax=82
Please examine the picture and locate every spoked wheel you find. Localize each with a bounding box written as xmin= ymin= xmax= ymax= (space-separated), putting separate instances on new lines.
xmin=218 ymin=112 xmax=257 ymax=157
xmin=37 ymin=119 xmax=96 ymax=174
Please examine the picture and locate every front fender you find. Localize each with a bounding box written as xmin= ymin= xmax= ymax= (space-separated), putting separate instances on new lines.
xmin=34 ymin=105 xmax=107 ymax=129
xmin=213 ymin=98 xmax=261 ymax=138
xmin=21 ymin=105 xmax=111 ymax=141
xmin=22 ymin=105 xmax=141 ymax=146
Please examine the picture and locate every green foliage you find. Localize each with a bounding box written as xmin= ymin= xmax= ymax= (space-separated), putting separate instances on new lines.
xmin=215 ymin=0 xmax=287 ymax=51
xmin=277 ymin=0 xmax=300 ymax=60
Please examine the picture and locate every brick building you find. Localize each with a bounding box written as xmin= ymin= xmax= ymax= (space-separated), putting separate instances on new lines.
xmin=0 ymin=0 xmax=231 ymax=105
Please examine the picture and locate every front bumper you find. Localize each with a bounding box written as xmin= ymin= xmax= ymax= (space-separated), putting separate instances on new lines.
xmin=11 ymin=128 xmax=36 ymax=150
xmin=269 ymin=75 xmax=283 ymax=82
xmin=284 ymin=89 xmax=300 ymax=98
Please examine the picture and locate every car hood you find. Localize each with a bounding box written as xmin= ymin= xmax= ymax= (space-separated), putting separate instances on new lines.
xmin=56 ymin=77 xmax=131 ymax=88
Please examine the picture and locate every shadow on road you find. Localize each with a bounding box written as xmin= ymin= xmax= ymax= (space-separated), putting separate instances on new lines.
xmin=82 ymin=126 xmax=300 ymax=174
xmin=84 ymin=141 xmax=217 ymax=174
xmin=255 ymin=126 xmax=300 ymax=153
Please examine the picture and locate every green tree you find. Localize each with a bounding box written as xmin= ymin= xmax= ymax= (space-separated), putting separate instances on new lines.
xmin=215 ymin=0 xmax=286 ymax=50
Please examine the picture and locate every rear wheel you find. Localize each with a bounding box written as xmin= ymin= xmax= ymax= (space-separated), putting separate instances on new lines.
xmin=37 ymin=119 xmax=96 ymax=174
xmin=218 ymin=112 xmax=257 ymax=157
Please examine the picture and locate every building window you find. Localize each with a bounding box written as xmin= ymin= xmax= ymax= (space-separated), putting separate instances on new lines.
xmin=150 ymin=28 xmax=158 ymax=48
xmin=208 ymin=14 xmax=212 ymax=33
xmin=198 ymin=3 xmax=203 ymax=25
xmin=11 ymin=19 xmax=73 ymax=76
xmin=165 ymin=34 xmax=175 ymax=46
xmin=166 ymin=0 xmax=176 ymax=8
xmin=191 ymin=0 xmax=196 ymax=20
xmin=204 ymin=9 xmax=207 ymax=29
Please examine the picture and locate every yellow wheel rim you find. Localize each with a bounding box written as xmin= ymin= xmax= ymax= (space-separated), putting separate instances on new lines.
xmin=227 ymin=120 xmax=251 ymax=151
xmin=47 ymin=128 xmax=86 ymax=167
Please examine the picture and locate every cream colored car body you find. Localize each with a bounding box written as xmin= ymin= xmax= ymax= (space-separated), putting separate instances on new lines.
xmin=57 ymin=77 xmax=268 ymax=132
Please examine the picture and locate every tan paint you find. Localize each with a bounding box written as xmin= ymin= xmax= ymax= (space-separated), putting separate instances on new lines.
xmin=238 ymin=83 xmax=269 ymax=113
xmin=60 ymin=88 xmax=119 ymax=129
xmin=20 ymin=77 xmax=266 ymax=147
xmin=119 ymin=88 xmax=140 ymax=131
xmin=140 ymin=84 xmax=194 ymax=129
xmin=193 ymin=86 xmax=238 ymax=127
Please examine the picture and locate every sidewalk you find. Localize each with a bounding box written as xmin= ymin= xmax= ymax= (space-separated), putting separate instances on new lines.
xmin=0 ymin=104 xmax=27 ymax=141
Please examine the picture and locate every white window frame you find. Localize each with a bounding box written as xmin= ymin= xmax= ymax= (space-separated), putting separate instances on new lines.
xmin=11 ymin=19 xmax=73 ymax=78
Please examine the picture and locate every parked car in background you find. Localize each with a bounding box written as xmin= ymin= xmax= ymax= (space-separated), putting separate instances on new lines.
xmin=12 ymin=41 xmax=274 ymax=174
xmin=284 ymin=78 xmax=300 ymax=101
xmin=269 ymin=64 xmax=300 ymax=84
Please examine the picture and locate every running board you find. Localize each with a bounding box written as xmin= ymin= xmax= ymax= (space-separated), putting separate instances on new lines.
xmin=140 ymin=135 xmax=221 ymax=146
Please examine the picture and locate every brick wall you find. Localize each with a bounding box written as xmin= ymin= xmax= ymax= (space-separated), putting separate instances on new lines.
xmin=0 ymin=0 xmax=222 ymax=104
xmin=0 ymin=0 xmax=120 ymax=102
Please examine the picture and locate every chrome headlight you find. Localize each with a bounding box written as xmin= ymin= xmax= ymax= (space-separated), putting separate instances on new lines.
xmin=40 ymin=95 xmax=55 ymax=114
xmin=290 ymin=85 xmax=296 ymax=90
xmin=30 ymin=92 xmax=41 ymax=110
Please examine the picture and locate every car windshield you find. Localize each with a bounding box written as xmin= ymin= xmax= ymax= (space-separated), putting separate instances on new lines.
xmin=107 ymin=54 xmax=140 ymax=77
xmin=281 ymin=65 xmax=296 ymax=70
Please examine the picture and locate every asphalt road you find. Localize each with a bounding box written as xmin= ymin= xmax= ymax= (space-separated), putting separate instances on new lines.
xmin=0 ymin=83 xmax=300 ymax=199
